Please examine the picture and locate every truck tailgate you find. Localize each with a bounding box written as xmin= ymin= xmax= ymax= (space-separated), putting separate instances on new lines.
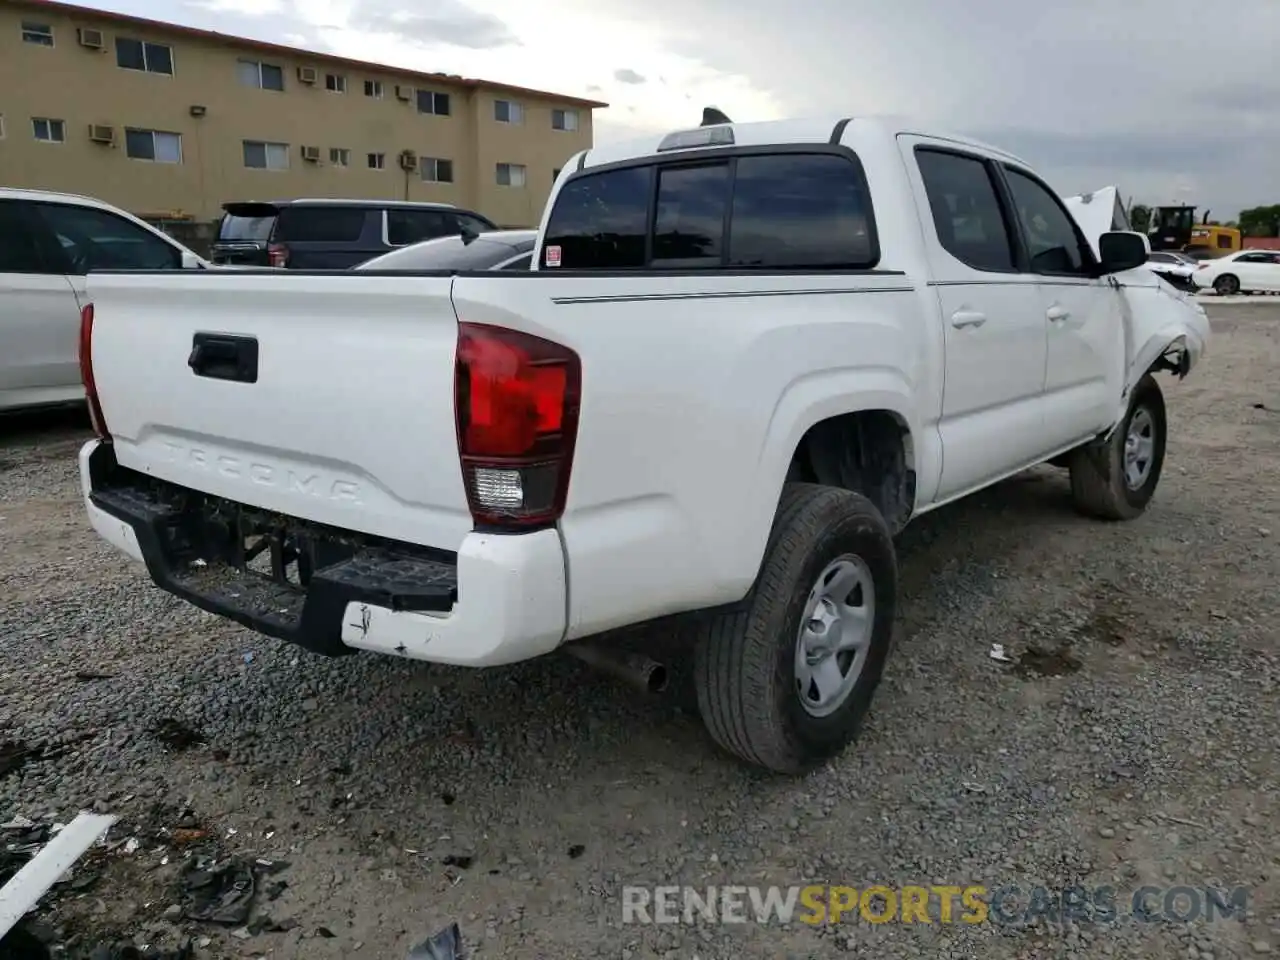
xmin=86 ymin=271 xmax=473 ymax=553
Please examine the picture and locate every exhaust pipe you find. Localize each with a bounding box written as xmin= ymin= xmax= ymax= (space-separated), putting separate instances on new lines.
xmin=565 ymin=643 xmax=669 ymax=695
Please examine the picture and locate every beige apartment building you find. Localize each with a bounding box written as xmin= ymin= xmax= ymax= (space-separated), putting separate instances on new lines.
xmin=0 ymin=0 xmax=605 ymax=227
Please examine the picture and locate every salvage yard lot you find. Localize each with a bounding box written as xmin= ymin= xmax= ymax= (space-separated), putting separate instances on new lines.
xmin=2 ymin=303 xmax=1279 ymax=959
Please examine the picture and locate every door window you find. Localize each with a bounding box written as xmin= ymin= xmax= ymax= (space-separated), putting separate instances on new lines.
xmin=0 ymin=201 xmax=54 ymax=273
xmin=499 ymin=253 xmax=533 ymax=270
xmin=386 ymin=209 xmax=452 ymax=246
xmin=274 ymin=206 xmax=367 ymax=242
xmin=542 ymin=166 xmax=650 ymax=269
xmin=32 ymin=203 xmax=181 ymax=273
xmin=1002 ymin=167 xmax=1095 ymax=277
xmin=915 ymin=149 xmax=1016 ymax=273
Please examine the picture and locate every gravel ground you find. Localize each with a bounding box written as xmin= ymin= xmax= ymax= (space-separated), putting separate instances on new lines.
xmin=2 ymin=302 xmax=1279 ymax=959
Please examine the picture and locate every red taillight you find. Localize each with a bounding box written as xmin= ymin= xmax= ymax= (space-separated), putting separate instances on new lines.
xmin=78 ymin=303 xmax=111 ymax=441
xmin=267 ymin=243 xmax=289 ymax=267
xmin=454 ymin=322 xmax=581 ymax=529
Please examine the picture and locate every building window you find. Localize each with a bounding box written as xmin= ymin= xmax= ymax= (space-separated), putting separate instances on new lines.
xmin=237 ymin=59 xmax=285 ymax=91
xmin=330 ymin=147 xmax=351 ymax=167
xmin=21 ymin=21 xmax=53 ymax=46
xmin=325 ymin=73 xmax=346 ymax=93
xmin=416 ymin=90 xmax=450 ymax=116
xmin=552 ymin=109 xmax=579 ymax=132
xmin=368 ymin=152 xmax=386 ymax=170
xmin=116 ymin=37 xmax=174 ymax=75
xmin=420 ymin=157 xmax=454 ymax=183
xmin=496 ymin=163 xmax=527 ymax=188
xmin=125 ymin=129 xmax=182 ymax=162
xmin=494 ymin=100 xmax=524 ymax=124
xmin=364 ymin=79 xmax=383 ymax=98
xmin=243 ymin=140 xmax=289 ymax=170
xmin=32 ymin=118 xmax=65 ymax=143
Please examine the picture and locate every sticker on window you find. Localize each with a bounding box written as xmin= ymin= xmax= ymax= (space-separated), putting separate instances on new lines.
xmin=545 ymin=244 xmax=562 ymax=267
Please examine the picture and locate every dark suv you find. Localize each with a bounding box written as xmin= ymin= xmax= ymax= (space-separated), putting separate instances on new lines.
xmin=211 ymin=199 xmax=498 ymax=269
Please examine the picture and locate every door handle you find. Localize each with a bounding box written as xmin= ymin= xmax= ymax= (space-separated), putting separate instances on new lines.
xmin=1046 ymin=305 xmax=1070 ymax=322
xmin=950 ymin=310 xmax=987 ymax=329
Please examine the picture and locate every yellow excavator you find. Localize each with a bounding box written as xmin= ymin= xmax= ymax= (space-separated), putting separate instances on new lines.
xmin=1147 ymin=206 xmax=1241 ymax=259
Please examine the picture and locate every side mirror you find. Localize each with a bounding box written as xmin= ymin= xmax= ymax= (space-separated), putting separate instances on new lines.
xmin=180 ymin=250 xmax=206 ymax=270
xmin=1098 ymin=231 xmax=1148 ymax=274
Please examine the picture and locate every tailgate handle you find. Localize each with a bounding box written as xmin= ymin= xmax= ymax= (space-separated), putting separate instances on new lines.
xmin=188 ymin=333 xmax=259 ymax=383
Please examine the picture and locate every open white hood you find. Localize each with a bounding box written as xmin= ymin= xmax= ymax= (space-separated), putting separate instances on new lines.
xmin=1062 ymin=185 xmax=1142 ymax=258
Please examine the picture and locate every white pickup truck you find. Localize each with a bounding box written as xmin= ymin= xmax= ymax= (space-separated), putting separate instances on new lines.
xmin=77 ymin=115 xmax=1209 ymax=774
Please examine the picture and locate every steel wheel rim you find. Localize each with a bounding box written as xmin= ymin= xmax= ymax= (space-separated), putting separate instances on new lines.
xmin=794 ymin=555 xmax=874 ymax=718
xmin=1124 ymin=406 xmax=1156 ymax=490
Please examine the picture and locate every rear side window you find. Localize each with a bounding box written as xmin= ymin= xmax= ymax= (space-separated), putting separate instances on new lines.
xmin=387 ymin=209 xmax=452 ymax=246
xmin=542 ymin=152 xmax=876 ymax=270
xmin=0 ymin=201 xmax=52 ymax=273
xmin=543 ymin=166 xmax=649 ymax=269
xmin=915 ymin=149 xmax=1016 ymax=273
xmin=274 ymin=206 xmax=367 ymax=243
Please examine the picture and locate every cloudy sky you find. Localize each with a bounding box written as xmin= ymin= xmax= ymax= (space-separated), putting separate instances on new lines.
xmin=93 ymin=0 xmax=1277 ymax=217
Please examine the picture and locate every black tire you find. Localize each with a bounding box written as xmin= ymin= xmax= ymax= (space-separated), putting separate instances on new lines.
xmin=1068 ymin=374 xmax=1167 ymax=521
xmin=693 ymin=483 xmax=897 ymax=774
xmin=1214 ymin=274 xmax=1240 ymax=296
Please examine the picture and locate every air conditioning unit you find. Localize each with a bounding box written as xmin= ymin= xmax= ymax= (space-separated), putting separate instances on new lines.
xmin=88 ymin=124 xmax=115 ymax=144
xmin=297 ymin=66 xmax=318 ymax=84
xmin=394 ymin=84 xmax=413 ymax=101
xmin=77 ymin=27 xmax=104 ymax=49
xmin=398 ymin=149 xmax=417 ymax=171
xmin=300 ymin=145 xmax=321 ymax=162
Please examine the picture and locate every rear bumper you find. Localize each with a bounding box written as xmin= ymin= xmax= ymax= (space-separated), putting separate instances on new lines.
xmin=79 ymin=440 xmax=567 ymax=666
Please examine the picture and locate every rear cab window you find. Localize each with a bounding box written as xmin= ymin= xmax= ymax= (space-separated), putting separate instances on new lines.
xmin=541 ymin=149 xmax=878 ymax=271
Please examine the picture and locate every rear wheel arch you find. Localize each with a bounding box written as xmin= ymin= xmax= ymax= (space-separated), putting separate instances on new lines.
xmin=786 ymin=409 xmax=916 ymax=534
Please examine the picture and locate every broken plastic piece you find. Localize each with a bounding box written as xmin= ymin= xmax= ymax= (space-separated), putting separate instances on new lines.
xmin=408 ymin=923 xmax=464 ymax=960
xmin=988 ymin=643 xmax=1013 ymax=663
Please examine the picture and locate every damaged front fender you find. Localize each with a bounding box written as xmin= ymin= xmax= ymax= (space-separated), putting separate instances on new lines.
xmin=1106 ymin=270 xmax=1210 ymax=435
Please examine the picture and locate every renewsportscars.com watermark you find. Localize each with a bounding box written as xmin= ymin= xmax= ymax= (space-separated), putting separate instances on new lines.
xmin=621 ymin=884 xmax=1249 ymax=927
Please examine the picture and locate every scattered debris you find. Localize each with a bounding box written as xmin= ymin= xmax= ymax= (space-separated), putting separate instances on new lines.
xmin=316 ymin=927 xmax=335 ymax=938
xmin=179 ymin=858 xmax=256 ymax=925
xmin=0 ymin=812 xmax=117 ymax=941
xmin=440 ymin=792 xmax=456 ymax=806
xmin=567 ymin=845 xmax=585 ymax=860
xmin=0 ymin=742 xmax=36 ymax=780
xmin=408 ymin=922 xmax=464 ymax=960
xmin=987 ymin=644 xmax=1012 ymax=664
xmin=961 ymin=782 xmax=987 ymax=794
xmin=441 ymin=855 xmax=472 ymax=870
xmin=152 ymin=721 xmax=206 ymax=752
xmin=73 ymin=671 xmax=115 ymax=683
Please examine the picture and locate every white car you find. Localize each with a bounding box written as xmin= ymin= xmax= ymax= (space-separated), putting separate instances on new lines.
xmin=76 ymin=115 xmax=1209 ymax=774
xmin=1191 ymin=249 xmax=1280 ymax=296
xmin=0 ymin=188 xmax=208 ymax=413
xmin=1145 ymin=251 xmax=1198 ymax=290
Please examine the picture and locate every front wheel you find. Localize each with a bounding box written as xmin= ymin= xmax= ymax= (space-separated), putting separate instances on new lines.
xmin=1068 ymin=374 xmax=1168 ymax=521
xmin=1214 ymin=274 xmax=1240 ymax=296
xmin=693 ymin=483 xmax=897 ymax=774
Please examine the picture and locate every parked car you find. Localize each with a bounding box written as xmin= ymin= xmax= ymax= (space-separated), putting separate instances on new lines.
xmin=211 ymin=199 xmax=499 ymax=270
xmin=1190 ymin=249 xmax=1280 ymax=295
xmin=355 ymin=229 xmax=537 ymax=271
xmin=1145 ymin=251 xmax=1199 ymax=290
xmin=0 ymin=187 xmax=209 ymax=413
xmin=77 ymin=116 xmax=1209 ymax=774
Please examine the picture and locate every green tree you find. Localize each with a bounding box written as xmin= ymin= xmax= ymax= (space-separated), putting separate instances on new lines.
xmin=1128 ymin=204 xmax=1152 ymax=233
xmin=1238 ymin=205 xmax=1280 ymax=237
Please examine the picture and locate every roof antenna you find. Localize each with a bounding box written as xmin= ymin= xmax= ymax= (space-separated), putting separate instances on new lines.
xmin=701 ymin=106 xmax=732 ymax=127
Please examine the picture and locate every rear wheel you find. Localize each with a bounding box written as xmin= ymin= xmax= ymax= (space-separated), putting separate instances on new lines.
xmin=1214 ymin=274 xmax=1240 ymax=296
xmin=694 ymin=483 xmax=897 ymax=774
xmin=1068 ymin=374 xmax=1167 ymax=521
